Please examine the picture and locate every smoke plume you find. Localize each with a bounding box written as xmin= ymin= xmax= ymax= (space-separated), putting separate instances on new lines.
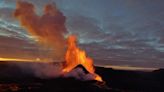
xmin=14 ymin=1 xmax=67 ymax=60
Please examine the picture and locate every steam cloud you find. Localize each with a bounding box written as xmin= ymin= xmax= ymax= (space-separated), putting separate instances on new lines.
xmin=14 ymin=1 xmax=67 ymax=59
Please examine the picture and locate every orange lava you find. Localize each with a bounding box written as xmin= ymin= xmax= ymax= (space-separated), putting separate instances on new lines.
xmin=63 ymin=35 xmax=103 ymax=82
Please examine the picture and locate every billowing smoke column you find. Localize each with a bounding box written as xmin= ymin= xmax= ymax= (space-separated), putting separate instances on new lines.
xmin=14 ymin=1 xmax=67 ymax=59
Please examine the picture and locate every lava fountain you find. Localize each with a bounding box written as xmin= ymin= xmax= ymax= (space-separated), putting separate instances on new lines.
xmin=63 ymin=35 xmax=103 ymax=82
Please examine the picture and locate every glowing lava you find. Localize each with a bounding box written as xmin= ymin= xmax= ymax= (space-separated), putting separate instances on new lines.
xmin=63 ymin=35 xmax=103 ymax=82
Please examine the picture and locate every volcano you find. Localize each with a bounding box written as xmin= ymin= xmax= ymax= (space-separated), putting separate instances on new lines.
xmin=62 ymin=35 xmax=103 ymax=82
xmin=62 ymin=64 xmax=98 ymax=81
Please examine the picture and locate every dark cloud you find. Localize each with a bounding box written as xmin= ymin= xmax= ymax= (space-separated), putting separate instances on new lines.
xmin=67 ymin=15 xmax=107 ymax=43
xmin=0 ymin=36 xmax=35 ymax=58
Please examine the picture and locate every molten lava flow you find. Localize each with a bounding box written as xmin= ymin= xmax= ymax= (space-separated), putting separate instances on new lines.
xmin=63 ymin=35 xmax=103 ymax=82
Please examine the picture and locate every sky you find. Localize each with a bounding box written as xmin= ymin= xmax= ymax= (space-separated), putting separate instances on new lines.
xmin=0 ymin=0 xmax=164 ymax=69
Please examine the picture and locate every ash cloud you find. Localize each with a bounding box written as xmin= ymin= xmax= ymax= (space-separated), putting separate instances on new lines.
xmin=14 ymin=1 xmax=67 ymax=60
xmin=8 ymin=1 xmax=68 ymax=78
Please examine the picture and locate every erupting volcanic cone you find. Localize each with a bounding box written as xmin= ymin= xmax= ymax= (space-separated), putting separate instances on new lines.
xmin=62 ymin=35 xmax=103 ymax=82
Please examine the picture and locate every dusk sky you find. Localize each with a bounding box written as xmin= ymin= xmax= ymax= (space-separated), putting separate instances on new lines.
xmin=0 ymin=0 xmax=164 ymax=69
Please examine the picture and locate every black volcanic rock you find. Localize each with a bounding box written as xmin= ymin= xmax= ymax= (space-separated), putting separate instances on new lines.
xmin=95 ymin=66 xmax=164 ymax=92
xmin=39 ymin=78 xmax=109 ymax=92
xmin=0 ymin=78 xmax=111 ymax=92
